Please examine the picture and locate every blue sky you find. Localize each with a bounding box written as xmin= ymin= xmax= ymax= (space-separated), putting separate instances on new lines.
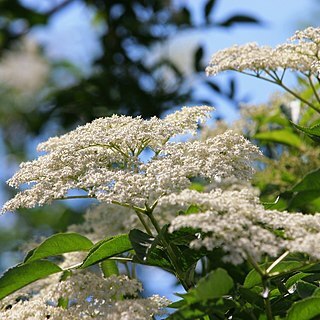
xmin=26 ymin=0 xmax=319 ymax=120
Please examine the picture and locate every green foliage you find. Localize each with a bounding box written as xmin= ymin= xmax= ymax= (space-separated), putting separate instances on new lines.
xmin=287 ymin=297 xmax=320 ymax=320
xmin=80 ymin=234 xmax=132 ymax=269
xmin=244 ymin=261 xmax=305 ymax=289
xmin=100 ymin=260 xmax=119 ymax=277
xmin=168 ymin=268 xmax=234 ymax=319
xmin=291 ymin=168 xmax=320 ymax=192
xmin=253 ymin=129 xmax=303 ymax=149
xmin=0 ymin=261 xmax=61 ymax=300
xmin=129 ymin=228 xmax=174 ymax=272
xmin=292 ymin=122 xmax=320 ymax=142
xmin=23 ymin=232 xmax=93 ymax=263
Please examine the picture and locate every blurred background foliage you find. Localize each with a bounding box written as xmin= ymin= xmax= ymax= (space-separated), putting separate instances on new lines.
xmin=0 ymin=0 xmax=262 ymax=271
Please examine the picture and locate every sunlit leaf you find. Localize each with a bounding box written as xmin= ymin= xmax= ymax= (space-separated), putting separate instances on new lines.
xmin=0 ymin=261 xmax=61 ymax=300
xmin=287 ymin=297 xmax=320 ymax=320
xmin=81 ymin=234 xmax=132 ymax=269
xmin=24 ymin=233 xmax=93 ymax=263
xmin=253 ymin=129 xmax=303 ymax=148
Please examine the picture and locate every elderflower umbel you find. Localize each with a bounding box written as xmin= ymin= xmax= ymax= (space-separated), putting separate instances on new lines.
xmin=2 ymin=106 xmax=261 ymax=212
xmin=206 ymin=27 xmax=320 ymax=76
xmin=0 ymin=273 xmax=169 ymax=320
xmin=167 ymin=188 xmax=320 ymax=265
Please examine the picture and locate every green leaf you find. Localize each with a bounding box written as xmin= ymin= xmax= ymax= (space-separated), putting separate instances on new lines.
xmin=169 ymin=270 xmax=235 ymax=320
xmin=129 ymin=229 xmax=174 ymax=272
xmin=81 ymin=234 xmax=132 ymax=269
xmin=243 ymin=268 xmax=262 ymax=289
xmin=285 ymin=272 xmax=311 ymax=289
xmin=312 ymin=287 xmax=320 ymax=297
xmin=296 ymin=280 xmax=318 ymax=299
xmin=244 ymin=261 xmax=304 ymax=288
xmin=238 ymin=286 xmax=264 ymax=310
xmin=267 ymin=260 xmax=304 ymax=277
xmin=178 ymin=268 xmax=233 ymax=304
xmin=291 ymin=169 xmax=320 ymax=192
xmin=100 ymin=260 xmax=119 ymax=277
xmin=287 ymin=297 xmax=320 ymax=320
xmin=159 ymin=226 xmax=207 ymax=286
xmin=195 ymin=268 xmax=234 ymax=299
xmin=0 ymin=261 xmax=62 ymax=300
xmin=291 ymin=122 xmax=320 ymax=142
xmin=253 ymin=129 xmax=303 ymax=148
xmin=289 ymin=190 xmax=320 ymax=210
xmin=24 ymin=232 xmax=93 ymax=263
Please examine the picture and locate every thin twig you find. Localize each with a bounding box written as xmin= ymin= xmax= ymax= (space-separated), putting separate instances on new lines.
xmin=266 ymin=251 xmax=289 ymax=274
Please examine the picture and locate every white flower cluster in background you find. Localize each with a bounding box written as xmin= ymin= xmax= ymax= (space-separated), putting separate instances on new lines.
xmin=167 ymin=188 xmax=320 ymax=265
xmin=206 ymin=27 xmax=320 ymax=77
xmin=68 ymin=203 xmax=141 ymax=242
xmin=0 ymin=273 xmax=169 ymax=320
xmin=2 ymin=106 xmax=261 ymax=212
xmin=0 ymin=37 xmax=49 ymax=95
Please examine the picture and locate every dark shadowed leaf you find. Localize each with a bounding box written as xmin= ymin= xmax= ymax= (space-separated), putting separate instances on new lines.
xmin=194 ymin=46 xmax=204 ymax=72
xmin=204 ymin=0 xmax=216 ymax=22
xmin=129 ymin=229 xmax=174 ymax=272
xmin=218 ymin=14 xmax=260 ymax=27
xmin=296 ymin=280 xmax=318 ymax=299
xmin=205 ymin=80 xmax=222 ymax=93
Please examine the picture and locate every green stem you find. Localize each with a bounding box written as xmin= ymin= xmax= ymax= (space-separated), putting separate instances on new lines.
xmin=246 ymin=253 xmax=273 ymax=320
xmin=240 ymin=70 xmax=320 ymax=113
xmin=164 ymin=237 xmax=191 ymax=290
xmin=57 ymin=195 xmax=91 ymax=200
xmin=307 ymin=74 xmax=320 ymax=104
xmin=266 ymin=251 xmax=289 ymax=274
xmin=145 ymin=210 xmax=161 ymax=234
xmin=111 ymin=200 xmax=153 ymax=235
xmin=246 ymin=253 xmax=265 ymax=278
xmin=109 ymin=257 xmax=133 ymax=262
xmin=131 ymin=263 xmax=137 ymax=279
xmin=135 ymin=210 xmax=153 ymax=236
xmin=279 ymin=80 xmax=320 ymax=113
xmin=262 ymin=278 xmax=274 ymax=320
xmin=145 ymin=209 xmax=191 ymax=290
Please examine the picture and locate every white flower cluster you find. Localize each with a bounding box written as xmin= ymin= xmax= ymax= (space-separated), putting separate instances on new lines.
xmin=0 ymin=273 xmax=169 ymax=320
xmin=206 ymin=27 xmax=320 ymax=76
xmin=68 ymin=203 xmax=141 ymax=242
xmin=167 ymin=188 xmax=320 ymax=265
xmin=2 ymin=106 xmax=261 ymax=212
